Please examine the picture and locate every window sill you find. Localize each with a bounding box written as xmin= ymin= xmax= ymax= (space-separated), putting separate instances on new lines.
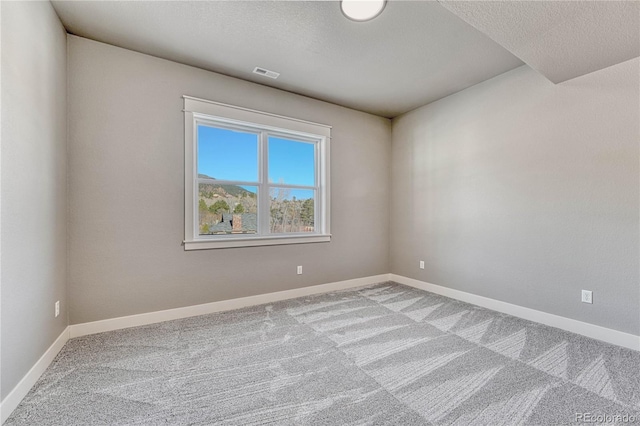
xmin=184 ymin=234 xmax=331 ymax=250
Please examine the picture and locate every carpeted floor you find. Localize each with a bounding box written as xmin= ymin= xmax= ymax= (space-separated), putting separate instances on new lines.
xmin=6 ymin=282 xmax=640 ymax=425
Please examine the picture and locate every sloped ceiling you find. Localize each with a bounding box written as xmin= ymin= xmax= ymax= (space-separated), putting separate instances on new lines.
xmin=440 ymin=0 xmax=640 ymax=84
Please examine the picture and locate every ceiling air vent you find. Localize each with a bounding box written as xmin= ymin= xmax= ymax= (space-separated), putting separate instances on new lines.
xmin=253 ymin=67 xmax=280 ymax=79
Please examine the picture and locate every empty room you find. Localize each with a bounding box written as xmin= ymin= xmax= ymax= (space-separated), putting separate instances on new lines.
xmin=1 ymin=0 xmax=639 ymax=424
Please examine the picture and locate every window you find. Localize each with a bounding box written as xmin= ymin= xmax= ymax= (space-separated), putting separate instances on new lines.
xmin=183 ymin=96 xmax=331 ymax=250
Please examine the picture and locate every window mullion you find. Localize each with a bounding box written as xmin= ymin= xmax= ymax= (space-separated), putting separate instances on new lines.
xmin=259 ymin=131 xmax=270 ymax=235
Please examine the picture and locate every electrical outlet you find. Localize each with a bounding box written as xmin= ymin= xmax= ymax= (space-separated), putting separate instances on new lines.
xmin=419 ymin=261 xmax=425 ymax=270
xmin=581 ymin=290 xmax=593 ymax=304
xmin=297 ymin=266 xmax=303 ymax=275
xmin=55 ymin=301 xmax=60 ymax=317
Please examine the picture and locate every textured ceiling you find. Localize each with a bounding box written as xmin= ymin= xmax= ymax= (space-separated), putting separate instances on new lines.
xmin=440 ymin=0 xmax=640 ymax=84
xmin=51 ymin=0 xmax=523 ymax=118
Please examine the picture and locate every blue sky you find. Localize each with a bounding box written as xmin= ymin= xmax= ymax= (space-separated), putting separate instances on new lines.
xmin=198 ymin=125 xmax=315 ymax=199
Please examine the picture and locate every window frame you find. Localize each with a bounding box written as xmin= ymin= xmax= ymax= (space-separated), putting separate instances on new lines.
xmin=183 ymin=96 xmax=331 ymax=250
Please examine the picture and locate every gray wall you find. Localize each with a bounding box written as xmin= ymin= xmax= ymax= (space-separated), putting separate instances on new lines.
xmin=67 ymin=36 xmax=390 ymax=324
xmin=391 ymin=61 xmax=640 ymax=335
xmin=1 ymin=1 xmax=68 ymax=400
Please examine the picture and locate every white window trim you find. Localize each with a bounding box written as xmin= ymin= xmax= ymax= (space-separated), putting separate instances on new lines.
xmin=183 ymin=96 xmax=331 ymax=250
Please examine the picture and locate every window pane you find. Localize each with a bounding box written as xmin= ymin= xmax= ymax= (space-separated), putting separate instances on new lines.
xmin=268 ymin=137 xmax=315 ymax=186
xmin=198 ymin=125 xmax=258 ymax=182
xmin=270 ymin=188 xmax=315 ymax=233
xmin=199 ymin=183 xmax=257 ymax=235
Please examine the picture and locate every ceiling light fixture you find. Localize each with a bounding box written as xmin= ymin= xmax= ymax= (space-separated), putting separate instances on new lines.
xmin=341 ymin=0 xmax=386 ymax=22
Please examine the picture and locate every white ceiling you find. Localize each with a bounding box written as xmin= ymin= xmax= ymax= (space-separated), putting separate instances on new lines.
xmin=51 ymin=1 xmax=639 ymax=118
xmin=440 ymin=0 xmax=640 ymax=84
xmin=51 ymin=0 xmax=523 ymax=118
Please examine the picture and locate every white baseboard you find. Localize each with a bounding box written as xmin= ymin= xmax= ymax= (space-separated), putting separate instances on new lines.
xmin=0 ymin=327 xmax=70 ymax=424
xmin=69 ymin=272 xmax=640 ymax=350
xmin=1 ymin=275 xmax=389 ymax=424
xmin=391 ymin=274 xmax=640 ymax=351
xmin=69 ymin=274 xmax=390 ymax=338
xmin=3 ymin=273 xmax=637 ymax=424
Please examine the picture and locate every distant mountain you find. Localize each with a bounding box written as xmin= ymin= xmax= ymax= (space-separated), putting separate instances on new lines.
xmin=198 ymin=174 xmax=256 ymax=198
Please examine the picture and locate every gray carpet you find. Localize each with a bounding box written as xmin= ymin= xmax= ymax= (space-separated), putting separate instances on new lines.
xmin=6 ymin=282 xmax=640 ymax=425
